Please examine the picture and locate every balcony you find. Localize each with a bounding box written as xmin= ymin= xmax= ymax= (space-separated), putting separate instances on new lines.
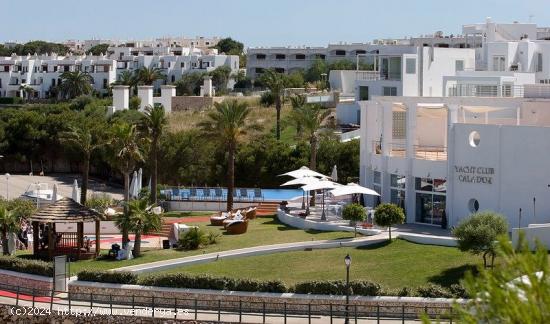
xmin=447 ymin=84 xmax=550 ymax=99
xmin=356 ymin=71 xmax=401 ymax=81
xmin=371 ymin=141 xmax=447 ymax=161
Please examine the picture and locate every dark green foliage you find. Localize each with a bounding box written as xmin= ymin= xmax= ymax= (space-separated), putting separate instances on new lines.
xmin=374 ymin=203 xmax=405 ymax=240
xmin=69 ymin=95 xmax=94 ymax=110
xmin=452 ymin=211 xmax=508 ymax=268
xmin=178 ymin=227 xmax=216 ymax=250
xmin=129 ymin=96 xmax=141 ymax=110
xmin=0 ymin=256 xmax=53 ymax=277
xmin=77 ymin=270 xmax=138 ymax=284
xmin=342 ymin=203 xmax=367 ymax=224
xmin=415 ymin=283 xmax=454 ymax=298
xmin=173 ymin=72 xmax=206 ymax=96
xmin=0 ymin=41 xmax=69 ymax=56
xmin=213 ymin=38 xmax=244 ymax=55
xmin=294 ymin=280 xmax=381 ymax=296
xmin=260 ymin=91 xmax=275 ymax=107
xmin=87 ymin=44 xmax=110 ymax=56
xmin=0 ymin=97 xmax=24 ymax=105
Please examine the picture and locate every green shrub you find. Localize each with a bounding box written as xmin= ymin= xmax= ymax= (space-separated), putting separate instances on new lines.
xmin=294 ymin=280 xmax=380 ymax=296
xmin=374 ymin=203 xmax=405 ymax=240
xmin=178 ymin=227 xmax=208 ymax=250
xmin=0 ymin=256 xmax=53 ymax=277
xmin=206 ymin=231 xmax=221 ymax=245
xmin=342 ymin=203 xmax=367 ymax=237
xmin=449 ymin=283 xmax=468 ymax=298
xmin=129 ymin=96 xmax=141 ymax=110
xmin=415 ymin=284 xmax=453 ymax=298
xmin=0 ymin=97 xmax=24 ymax=105
xmin=77 ymin=270 xmax=137 ymax=284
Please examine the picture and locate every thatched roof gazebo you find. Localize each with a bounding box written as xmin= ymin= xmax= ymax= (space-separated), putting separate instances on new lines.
xmin=29 ymin=198 xmax=103 ymax=260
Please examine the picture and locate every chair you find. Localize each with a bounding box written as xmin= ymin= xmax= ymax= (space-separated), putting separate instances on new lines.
xmin=253 ymin=188 xmax=263 ymax=202
xmin=244 ymin=207 xmax=257 ymax=219
xmin=233 ymin=189 xmax=241 ymax=201
xmin=214 ymin=188 xmax=225 ymax=201
xmin=189 ymin=188 xmax=198 ymax=200
xmin=226 ymin=219 xmax=249 ymax=235
xmin=210 ymin=212 xmax=231 ymax=226
xmin=240 ymin=189 xmax=250 ymax=201
xmin=223 ymin=210 xmax=245 ymax=228
xmin=203 ymin=188 xmax=213 ymax=200
xmin=171 ymin=188 xmax=181 ymax=201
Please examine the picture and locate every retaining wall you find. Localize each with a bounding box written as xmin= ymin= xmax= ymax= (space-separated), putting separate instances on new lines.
xmin=277 ymin=210 xmax=381 ymax=236
xmin=0 ymin=269 xmax=53 ymax=293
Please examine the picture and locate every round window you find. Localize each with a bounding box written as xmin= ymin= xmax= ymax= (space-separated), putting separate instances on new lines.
xmin=468 ymin=199 xmax=480 ymax=213
xmin=469 ymin=131 xmax=480 ymax=147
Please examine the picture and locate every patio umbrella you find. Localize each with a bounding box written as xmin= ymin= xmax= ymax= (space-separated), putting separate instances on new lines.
xmin=129 ymin=171 xmax=138 ymax=199
xmin=330 ymin=183 xmax=380 ymax=197
xmin=281 ymin=176 xmax=320 ymax=209
xmin=72 ymin=179 xmax=80 ymax=204
xmin=302 ymin=180 xmax=340 ymax=221
xmin=331 ymin=165 xmax=338 ymax=182
xmin=279 ymin=166 xmax=327 ymax=179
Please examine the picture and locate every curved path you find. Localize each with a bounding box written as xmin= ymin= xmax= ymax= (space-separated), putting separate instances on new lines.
xmin=114 ymin=234 xmax=389 ymax=273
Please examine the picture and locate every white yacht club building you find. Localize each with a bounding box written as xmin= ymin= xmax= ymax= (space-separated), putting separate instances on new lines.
xmin=360 ymin=95 xmax=550 ymax=228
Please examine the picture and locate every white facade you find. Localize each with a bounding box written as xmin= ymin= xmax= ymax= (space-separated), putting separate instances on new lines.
xmin=359 ymin=95 xmax=550 ymax=229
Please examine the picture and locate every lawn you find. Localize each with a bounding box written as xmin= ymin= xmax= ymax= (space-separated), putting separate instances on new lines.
xmin=67 ymin=216 xmax=356 ymax=275
xmin=154 ymin=239 xmax=481 ymax=290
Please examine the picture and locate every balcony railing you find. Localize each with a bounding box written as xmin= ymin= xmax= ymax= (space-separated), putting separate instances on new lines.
xmin=356 ymin=71 xmax=401 ymax=81
xmin=371 ymin=140 xmax=447 ymax=161
xmin=447 ymin=84 xmax=550 ymax=99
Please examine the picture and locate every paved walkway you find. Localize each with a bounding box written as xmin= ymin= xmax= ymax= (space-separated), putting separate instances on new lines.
xmin=115 ymin=234 xmax=389 ymax=273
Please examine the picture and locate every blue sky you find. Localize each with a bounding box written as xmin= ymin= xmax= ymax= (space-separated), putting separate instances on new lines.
xmin=3 ymin=0 xmax=548 ymax=47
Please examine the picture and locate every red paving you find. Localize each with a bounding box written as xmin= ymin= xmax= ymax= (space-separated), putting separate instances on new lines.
xmin=0 ymin=290 xmax=57 ymax=302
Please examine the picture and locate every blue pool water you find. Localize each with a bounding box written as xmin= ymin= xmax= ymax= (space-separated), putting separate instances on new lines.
xmin=161 ymin=188 xmax=303 ymax=201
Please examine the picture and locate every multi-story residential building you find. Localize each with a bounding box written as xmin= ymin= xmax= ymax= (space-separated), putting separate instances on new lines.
xmin=0 ymin=45 xmax=239 ymax=98
xmin=0 ymin=53 xmax=116 ymax=98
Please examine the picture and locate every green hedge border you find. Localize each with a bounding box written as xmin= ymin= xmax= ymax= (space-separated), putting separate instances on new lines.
xmin=0 ymin=256 xmax=53 ymax=277
xmin=77 ymin=270 xmax=467 ymax=298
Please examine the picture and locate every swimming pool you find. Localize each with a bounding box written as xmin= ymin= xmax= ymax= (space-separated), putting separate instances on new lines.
xmin=161 ymin=188 xmax=303 ymax=201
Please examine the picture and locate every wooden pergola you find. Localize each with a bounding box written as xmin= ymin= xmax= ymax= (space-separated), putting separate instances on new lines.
xmin=29 ymin=198 xmax=103 ymax=260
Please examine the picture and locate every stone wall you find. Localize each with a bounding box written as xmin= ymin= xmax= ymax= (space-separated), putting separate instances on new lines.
xmin=0 ymin=269 xmax=53 ymax=294
xmin=0 ymin=305 xmax=216 ymax=323
xmin=171 ymin=96 xmax=224 ymax=112
xmin=69 ymin=281 xmax=463 ymax=318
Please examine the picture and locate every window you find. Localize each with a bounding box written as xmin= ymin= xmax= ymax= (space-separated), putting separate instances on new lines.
xmin=372 ymin=171 xmax=382 ymax=207
xmin=537 ymin=53 xmax=543 ymax=72
xmin=390 ymin=174 xmax=406 ymax=210
xmin=358 ymin=86 xmax=369 ymax=100
xmin=492 ymin=56 xmax=506 ymax=71
xmin=3 ymin=66 xmax=9 ymax=72
xmin=335 ymin=50 xmax=346 ymax=56
xmin=315 ymin=54 xmax=326 ymax=60
xmin=256 ymin=54 xmax=266 ymax=60
xmin=383 ymin=87 xmax=397 ymax=96
xmin=180 ymin=62 xmax=185 ymax=68
xmin=171 ymin=75 xmax=175 ymax=83
xmin=392 ymin=111 xmax=406 ymax=139
xmin=51 ymin=78 xmax=55 ymax=86
xmin=274 ymin=68 xmax=285 ymax=73
xmin=355 ymin=50 xmax=366 ymax=55
xmin=275 ymin=54 xmax=286 ymax=60
xmin=54 ymin=66 xmax=58 ymax=72
xmin=0 ymin=79 xmax=2 ymax=88
xmin=255 ymin=68 xmax=264 ymax=74
xmin=406 ymin=58 xmax=416 ymax=74
xmin=455 ymin=60 xmax=464 ymax=72
xmin=63 ymin=65 xmax=70 ymax=72
xmin=102 ymin=78 xmax=108 ymax=89
xmin=295 ymin=54 xmax=306 ymax=60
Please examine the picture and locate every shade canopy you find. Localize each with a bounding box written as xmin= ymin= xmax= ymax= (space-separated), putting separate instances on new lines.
xmin=279 ymin=166 xmax=327 ymax=179
xmin=301 ymin=180 xmax=340 ymax=191
xmin=280 ymin=177 xmax=321 ymax=187
xmin=330 ymin=183 xmax=380 ymax=197
xmin=29 ymin=198 xmax=103 ymax=223
xmin=331 ymin=165 xmax=338 ymax=182
xmin=71 ymin=179 xmax=80 ymax=204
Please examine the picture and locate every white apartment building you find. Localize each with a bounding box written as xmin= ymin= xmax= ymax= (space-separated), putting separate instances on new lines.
xmin=0 ymin=46 xmax=239 ymax=98
xmin=0 ymin=53 xmax=116 ymax=98
xmin=359 ymin=95 xmax=550 ymax=229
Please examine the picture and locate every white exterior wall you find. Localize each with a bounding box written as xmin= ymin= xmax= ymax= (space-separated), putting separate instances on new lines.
xmin=420 ymin=47 xmax=475 ymax=97
xmin=336 ymin=102 xmax=361 ymax=124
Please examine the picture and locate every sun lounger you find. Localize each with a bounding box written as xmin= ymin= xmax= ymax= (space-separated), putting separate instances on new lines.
xmin=171 ymin=188 xmax=181 ymax=201
xmin=214 ymin=188 xmax=225 ymax=201
xmin=189 ymin=188 xmax=198 ymax=200
xmin=253 ymin=188 xmax=263 ymax=202
xmin=244 ymin=207 xmax=257 ymax=219
xmin=210 ymin=212 xmax=231 ymax=226
xmin=223 ymin=210 xmax=245 ymax=227
xmin=240 ymin=188 xmax=250 ymax=201
xmin=226 ymin=219 xmax=249 ymax=235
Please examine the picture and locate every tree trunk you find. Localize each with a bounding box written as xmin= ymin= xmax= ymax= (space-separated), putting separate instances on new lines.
xmin=275 ymin=97 xmax=281 ymax=140
xmin=483 ymin=251 xmax=488 ymax=268
xmin=226 ymin=142 xmax=235 ymax=211
xmin=309 ymin=136 xmax=317 ymax=207
xmin=80 ymin=156 xmax=90 ymax=205
xmin=150 ymin=138 xmax=158 ymax=204
xmin=1 ymin=229 xmax=8 ymax=256
xmin=122 ymin=171 xmax=130 ymax=247
xmin=388 ymin=226 xmax=392 ymax=241
xmin=133 ymin=230 xmax=142 ymax=257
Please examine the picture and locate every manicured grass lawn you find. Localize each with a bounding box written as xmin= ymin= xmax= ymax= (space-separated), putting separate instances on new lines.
xmin=67 ymin=216 xmax=356 ymax=275
xmin=155 ymin=239 xmax=480 ymax=290
xmin=162 ymin=211 xmax=215 ymax=218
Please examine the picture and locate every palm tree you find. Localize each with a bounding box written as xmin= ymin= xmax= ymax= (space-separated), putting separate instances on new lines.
xmin=18 ymin=84 xmax=34 ymax=100
xmin=109 ymin=122 xmax=147 ymax=246
xmin=60 ymin=124 xmax=106 ymax=204
xmin=289 ymin=94 xmax=307 ymax=135
xmin=114 ymin=70 xmax=139 ymax=94
xmin=291 ymin=104 xmax=331 ymax=206
xmin=0 ymin=208 xmax=19 ymax=255
xmin=58 ymin=71 xmax=93 ymax=99
xmin=260 ymin=69 xmax=287 ymax=140
xmin=126 ymin=198 xmax=163 ymax=257
xmin=141 ymin=105 xmax=168 ymax=204
xmin=137 ymin=67 xmax=166 ymax=86
xmin=199 ymin=100 xmax=256 ymax=211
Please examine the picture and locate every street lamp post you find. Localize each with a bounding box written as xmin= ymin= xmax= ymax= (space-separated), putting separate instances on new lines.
xmin=344 ymin=254 xmax=352 ymax=324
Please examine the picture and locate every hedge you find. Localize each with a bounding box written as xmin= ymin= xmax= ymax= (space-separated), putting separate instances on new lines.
xmin=0 ymin=97 xmax=24 ymax=105
xmin=75 ymin=270 xmax=469 ymax=298
xmin=0 ymin=256 xmax=53 ymax=277
xmin=78 ymin=270 xmax=138 ymax=284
